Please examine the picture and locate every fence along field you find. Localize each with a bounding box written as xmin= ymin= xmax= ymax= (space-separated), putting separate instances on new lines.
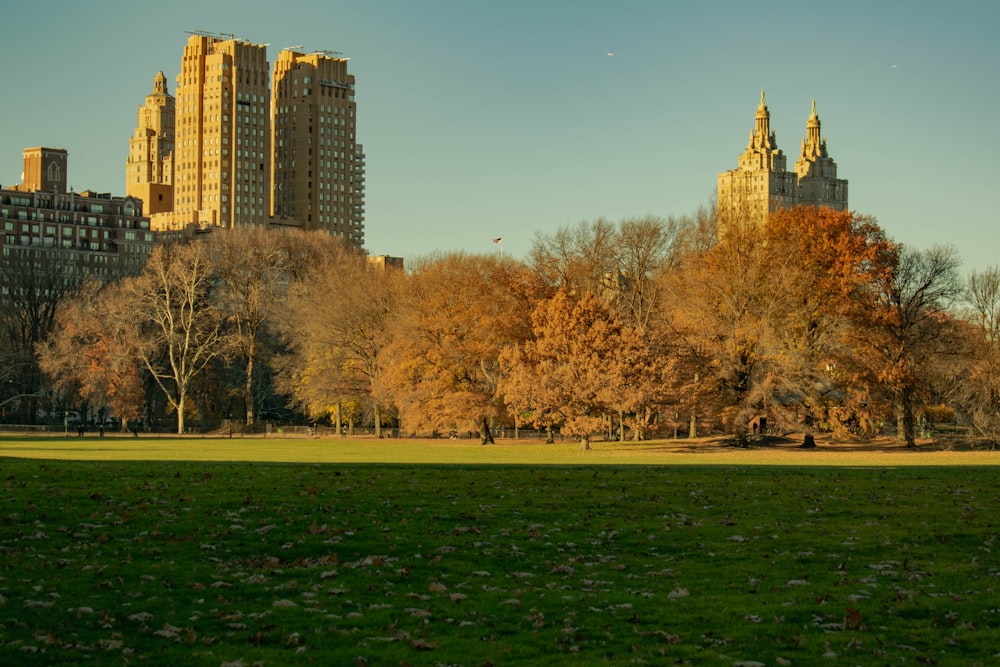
xmin=1 ymin=437 xmax=999 ymax=664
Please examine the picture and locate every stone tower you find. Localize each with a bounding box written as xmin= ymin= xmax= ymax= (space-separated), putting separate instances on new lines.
xmin=126 ymin=71 xmax=175 ymax=214
xmin=794 ymin=100 xmax=848 ymax=210
xmin=21 ymin=147 xmax=68 ymax=194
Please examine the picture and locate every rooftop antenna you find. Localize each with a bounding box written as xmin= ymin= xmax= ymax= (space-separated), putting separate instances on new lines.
xmin=185 ymin=30 xmax=236 ymax=41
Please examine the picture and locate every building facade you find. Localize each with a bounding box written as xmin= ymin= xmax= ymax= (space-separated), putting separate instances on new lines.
xmin=139 ymin=34 xmax=366 ymax=246
xmin=127 ymin=71 xmax=175 ymax=215
xmin=2 ymin=149 xmax=155 ymax=281
xmin=272 ymin=48 xmax=365 ymax=244
xmin=19 ymin=147 xmax=68 ymax=195
xmin=718 ymin=91 xmax=847 ymax=220
xmin=169 ymin=32 xmax=272 ymax=231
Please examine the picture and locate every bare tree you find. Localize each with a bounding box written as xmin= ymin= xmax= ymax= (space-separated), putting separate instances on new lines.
xmin=121 ymin=241 xmax=227 ymax=434
xmin=0 ymin=249 xmax=81 ymax=422
xmin=953 ymin=267 xmax=1000 ymax=444
xmin=212 ymin=228 xmax=289 ymax=426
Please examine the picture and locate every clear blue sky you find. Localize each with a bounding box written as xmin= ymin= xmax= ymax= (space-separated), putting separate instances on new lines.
xmin=2 ymin=0 xmax=997 ymax=272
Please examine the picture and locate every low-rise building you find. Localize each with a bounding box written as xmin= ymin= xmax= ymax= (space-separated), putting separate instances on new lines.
xmin=1 ymin=148 xmax=155 ymax=281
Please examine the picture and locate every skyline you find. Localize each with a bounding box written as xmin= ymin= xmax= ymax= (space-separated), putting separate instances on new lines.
xmin=1 ymin=0 xmax=997 ymax=272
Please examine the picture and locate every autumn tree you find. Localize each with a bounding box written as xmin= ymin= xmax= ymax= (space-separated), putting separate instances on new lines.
xmin=849 ymin=245 xmax=963 ymax=447
xmin=529 ymin=216 xmax=685 ymax=439
xmin=765 ymin=206 xmax=894 ymax=435
xmin=37 ymin=280 xmax=145 ymax=424
xmin=279 ymin=242 xmax=396 ymax=436
xmin=661 ymin=211 xmax=795 ymax=444
xmin=120 ymin=241 xmax=227 ymax=434
xmin=380 ymin=252 xmax=542 ymax=442
xmin=498 ymin=289 xmax=666 ymax=449
xmin=661 ymin=206 xmax=897 ymax=444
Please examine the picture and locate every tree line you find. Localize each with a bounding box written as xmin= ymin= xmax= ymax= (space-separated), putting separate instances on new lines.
xmin=5 ymin=205 xmax=1000 ymax=447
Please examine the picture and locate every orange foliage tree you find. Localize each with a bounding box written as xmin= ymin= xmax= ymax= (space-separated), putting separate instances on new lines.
xmin=379 ymin=253 xmax=543 ymax=442
xmin=765 ymin=206 xmax=896 ymax=435
xmin=37 ymin=280 xmax=145 ymax=424
xmin=662 ymin=206 xmax=895 ymax=444
xmin=498 ymin=289 xmax=669 ymax=449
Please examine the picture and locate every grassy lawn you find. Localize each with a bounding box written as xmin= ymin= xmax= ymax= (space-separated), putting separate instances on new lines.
xmin=1 ymin=436 xmax=998 ymax=665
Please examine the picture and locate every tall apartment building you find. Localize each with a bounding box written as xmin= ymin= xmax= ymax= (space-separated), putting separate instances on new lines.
xmin=718 ymin=91 xmax=847 ymax=220
xmin=170 ymin=32 xmax=272 ymax=230
xmin=272 ymin=48 xmax=365 ymax=244
xmin=126 ymin=71 xmax=175 ymax=215
xmin=137 ymin=34 xmax=365 ymax=245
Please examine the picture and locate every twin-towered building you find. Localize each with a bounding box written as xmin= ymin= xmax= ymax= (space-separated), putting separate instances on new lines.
xmin=127 ymin=32 xmax=365 ymax=246
xmin=718 ymin=90 xmax=847 ymax=219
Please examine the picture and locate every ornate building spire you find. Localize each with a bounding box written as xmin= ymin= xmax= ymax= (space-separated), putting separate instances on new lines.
xmin=153 ymin=70 xmax=169 ymax=95
xmin=800 ymin=98 xmax=826 ymax=160
xmin=751 ymin=88 xmax=776 ymax=151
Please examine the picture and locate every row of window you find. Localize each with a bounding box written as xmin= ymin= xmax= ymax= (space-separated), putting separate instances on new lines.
xmin=2 ymin=213 xmax=149 ymax=230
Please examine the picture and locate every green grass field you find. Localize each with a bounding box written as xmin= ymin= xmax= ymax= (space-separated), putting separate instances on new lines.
xmin=1 ymin=436 xmax=999 ymax=665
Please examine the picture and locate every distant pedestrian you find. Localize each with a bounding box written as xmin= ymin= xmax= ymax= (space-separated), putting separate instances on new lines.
xmin=99 ymin=423 xmax=105 ymax=437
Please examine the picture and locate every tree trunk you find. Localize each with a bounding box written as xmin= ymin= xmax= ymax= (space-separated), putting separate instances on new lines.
xmin=335 ymin=402 xmax=342 ymax=438
xmin=898 ymin=387 xmax=917 ymax=448
xmin=244 ymin=339 xmax=256 ymax=426
xmin=374 ymin=402 xmax=382 ymax=439
xmin=176 ymin=391 xmax=186 ymax=435
xmin=479 ymin=416 xmax=495 ymax=444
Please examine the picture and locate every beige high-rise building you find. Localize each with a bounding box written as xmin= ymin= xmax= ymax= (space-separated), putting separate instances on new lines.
xmin=126 ymin=71 xmax=175 ymax=215
xmin=272 ymin=49 xmax=365 ymax=244
xmin=718 ymin=91 xmax=847 ymax=221
xmin=135 ymin=33 xmax=366 ymax=244
xmin=171 ymin=33 xmax=271 ymax=230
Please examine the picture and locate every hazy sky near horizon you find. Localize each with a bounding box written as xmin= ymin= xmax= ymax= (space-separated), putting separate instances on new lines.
xmin=2 ymin=0 xmax=997 ymax=272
